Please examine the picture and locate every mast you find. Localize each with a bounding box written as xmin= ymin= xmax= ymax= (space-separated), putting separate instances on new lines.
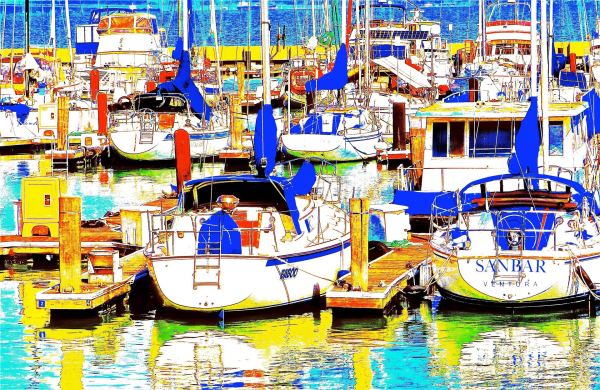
xmin=530 ymin=0 xmax=538 ymax=100
xmin=210 ymin=0 xmax=222 ymax=93
xmin=481 ymin=0 xmax=486 ymax=61
xmin=24 ymin=0 xmax=29 ymax=54
xmin=541 ymin=0 xmax=549 ymax=173
xmin=183 ymin=0 xmax=189 ymax=51
xmin=65 ymin=0 xmax=73 ymax=67
xmin=24 ymin=0 xmax=30 ymax=97
xmin=50 ymin=0 xmax=56 ymax=57
xmin=365 ymin=0 xmax=370 ymax=91
xmin=261 ymin=0 xmax=271 ymax=105
xmin=341 ymin=0 xmax=347 ymax=49
xmin=356 ymin=0 xmax=361 ymax=95
xmin=311 ymin=0 xmax=316 ymax=38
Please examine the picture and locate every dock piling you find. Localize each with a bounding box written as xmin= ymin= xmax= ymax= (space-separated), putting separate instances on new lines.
xmin=392 ymin=102 xmax=406 ymax=150
xmin=350 ymin=198 xmax=369 ymax=291
xmin=174 ymin=129 xmax=192 ymax=194
xmin=57 ymin=96 xmax=69 ymax=151
xmin=97 ymin=92 xmax=108 ymax=136
xmin=59 ymin=196 xmax=82 ymax=293
xmin=90 ymin=69 xmax=99 ymax=102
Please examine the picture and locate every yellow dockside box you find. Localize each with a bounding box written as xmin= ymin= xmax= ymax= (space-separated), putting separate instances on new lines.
xmin=21 ymin=177 xmax=67 ymax=237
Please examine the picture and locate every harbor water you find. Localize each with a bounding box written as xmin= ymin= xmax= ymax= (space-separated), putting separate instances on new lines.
xmin=2 ymin=159 xmax=600 ymax=388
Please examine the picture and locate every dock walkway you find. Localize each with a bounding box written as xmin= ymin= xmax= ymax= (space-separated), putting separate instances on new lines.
xmin=36 ymin=249 xmax=147 ymax=311
xmin=326 ymin=235 xmax=431 ymax=313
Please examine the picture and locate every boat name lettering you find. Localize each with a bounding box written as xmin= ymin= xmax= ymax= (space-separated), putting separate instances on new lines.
xmin=482 ymin=280 xmax=538 ymax=288
xmin=280 ymin=267 xmax=299 ymax=280
xmin=474 ymin=259 xmax=546 ymax=273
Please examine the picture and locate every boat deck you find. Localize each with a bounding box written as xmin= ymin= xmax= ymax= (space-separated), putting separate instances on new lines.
xmin=36 ymin=249 xmax=147 ymax=311
xmin=326 ymin=234 xmax=431 ymax=313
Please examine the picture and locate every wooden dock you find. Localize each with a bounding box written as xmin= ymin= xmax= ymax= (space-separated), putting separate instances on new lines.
xmin=327 ymin=231 xmax=432 ymax=314
xmin=0 ymin=197 xmax=177 ymax=256
xmin=36 ymin=249 xmax=147 ymax=311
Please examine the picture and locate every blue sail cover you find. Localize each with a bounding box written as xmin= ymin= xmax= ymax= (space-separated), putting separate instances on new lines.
xmin=582 ymin=89 xmax=600 ymax=140
xmin=508 ymin=97 xmax=540 ymax=175
xmin=0 ymin=104 xmax=30 ymax=125
xmin=254 ymin=104 xmax=278 ymax=177
xmin=305 ymin=44 xmax=348 ymax=93
xmin=157 ymin=38 xmax=212 ymax=121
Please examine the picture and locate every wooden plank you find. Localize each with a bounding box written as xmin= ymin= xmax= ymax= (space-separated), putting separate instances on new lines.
xmin=326 ymin=239 xmax=431 ymax=312
xmin=59 ymin=197 xmax=81 ymax=293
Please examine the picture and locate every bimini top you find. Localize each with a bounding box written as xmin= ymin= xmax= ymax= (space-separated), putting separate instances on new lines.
xmin=181 ymin=161 xmax=317 ymax=234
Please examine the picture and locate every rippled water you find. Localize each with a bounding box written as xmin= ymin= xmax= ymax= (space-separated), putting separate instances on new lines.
xmin=3 ymin=275 xmax=600 ymax=389
xmin=0 ymin=0 xmax=596 ymax=48
xmin=2 ymin=159 xmax=600 ymax=388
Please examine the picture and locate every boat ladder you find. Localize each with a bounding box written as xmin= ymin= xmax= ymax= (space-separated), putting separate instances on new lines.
xmin=138 ymin=109 xmax=157 ymax=144
xmin=192 ymin=239 xmax=222 ymax=289
xmin=492 ymin=238 xmax=526 ymax=284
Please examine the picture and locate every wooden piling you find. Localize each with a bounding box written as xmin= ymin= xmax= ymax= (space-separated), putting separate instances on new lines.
xmin=410 ymin=128 xmax=426 ymax=186
xmin=59 ymin=196 xmax=81 ymax=293
xmin=90 ymin=69 xmax=99 ymax=102
xmin=174 ymin=129 xmax=192 ymax=194
xmin=350 ymin=198 xmax=369 ymax=291
xmin=468 ymin=77 xmax=479 ymax=102
xmin=97 ymin=92 xmax=108 ymax=136
xmin=237 ymin=61 xmax=245 ymax=98
xmin=57 ymin=96 xmax=69 ymax=151
xmin=392 ymin=102 xmax=406 ymax=150
xmin=229 ymin=96 xmax=243 ymax=150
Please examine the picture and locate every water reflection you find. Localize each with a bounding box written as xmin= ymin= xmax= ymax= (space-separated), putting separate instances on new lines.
xmin=4 ymin=273 xmax=600 ymax=388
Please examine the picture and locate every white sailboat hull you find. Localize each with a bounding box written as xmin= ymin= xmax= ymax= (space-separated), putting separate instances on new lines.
xmin=110 ymin=129 xmax=229 ymax=161
xmin=148 ymin=241 xmax=351 ymax=312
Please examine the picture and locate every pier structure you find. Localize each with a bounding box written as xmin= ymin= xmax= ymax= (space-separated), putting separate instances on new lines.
xmin=326 ymin=198 xmax=431 ymax=315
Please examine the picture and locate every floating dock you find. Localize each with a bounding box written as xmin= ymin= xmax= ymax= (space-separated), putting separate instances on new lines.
xmin=36 ymin=249 xmax=147 ymax=312
xmin=326 ymin=235 xmax=431 ymax=314
xmin=326 ymin=198 xmax=431 ymax=315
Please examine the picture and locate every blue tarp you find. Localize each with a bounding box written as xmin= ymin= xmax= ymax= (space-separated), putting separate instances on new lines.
xmin=0 ymin=104 xmax=30 ymax=125
xmin=254 ymin=104 xmax=278 ymax=177
xmin=305 ymin=44 xmax=348 ymax=93
xmin=508 ymin=97 xmax=539 ymax=175
xmin=559 ymin=71 xmax=587 ymax=89
xmin=197 ymin=210 xmax=242 ymax=255
xmin=156 ymin=38 xmax=212 ymax=121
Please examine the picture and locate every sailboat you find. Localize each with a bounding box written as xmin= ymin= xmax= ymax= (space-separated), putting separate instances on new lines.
xmin=108 ymin=0 xmax=230 ymax=161
xmin=431 ymin=0 xmax=600 ymax=310
xmin=145 ymin=0 xmax=351 ymax=313
xmin=280 ymin=44 xmax=383 ymax=162
xmin=431 ymin=100 xmax=600 ymax=310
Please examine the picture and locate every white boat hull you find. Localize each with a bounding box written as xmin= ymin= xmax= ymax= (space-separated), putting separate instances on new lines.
xmin=148 ymin=241 xmax=350 ymax=312
xmin=433 ymin=248 xmax=600 ymax=309
xmin=110 ymin=129 xmax=229 ymax=161
xmin=281 ymin=131 xmax=381 ymax=161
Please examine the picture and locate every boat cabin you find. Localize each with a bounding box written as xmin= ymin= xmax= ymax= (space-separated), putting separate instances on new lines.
xmin=414 ymin=101 xmax=590 ymax=191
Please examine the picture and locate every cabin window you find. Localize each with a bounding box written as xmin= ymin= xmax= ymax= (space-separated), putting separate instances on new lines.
xmin=549 ymin=121 xmax=564 ymax=156
xmin=432 ymin=122 xmax=464 ymax=157
xmin=469 ymin=120 xmax=516 ymax=157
